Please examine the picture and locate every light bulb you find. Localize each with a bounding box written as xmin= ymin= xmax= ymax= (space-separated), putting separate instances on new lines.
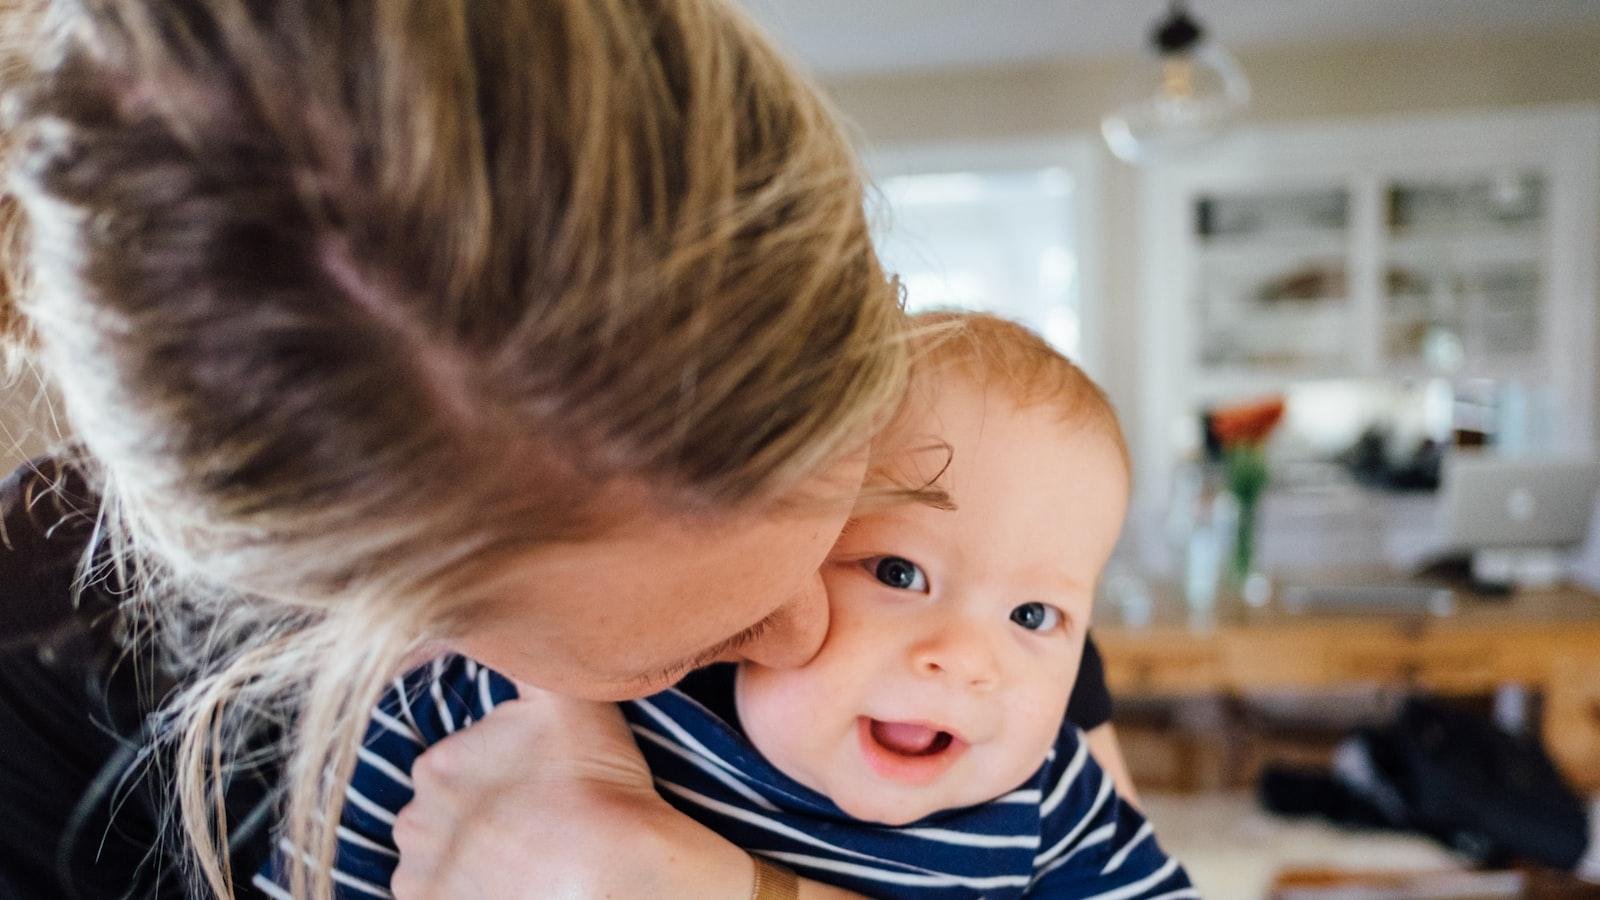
xmin=1102 ymin=4 xmax=1250 ymax=165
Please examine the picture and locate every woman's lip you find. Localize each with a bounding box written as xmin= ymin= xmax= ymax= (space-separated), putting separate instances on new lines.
xmin=855 ymin=717 xmax=970 ymax=786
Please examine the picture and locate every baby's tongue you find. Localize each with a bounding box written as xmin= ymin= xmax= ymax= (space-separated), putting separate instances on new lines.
xmin=871 ymin=720 xmax=939 ymax=755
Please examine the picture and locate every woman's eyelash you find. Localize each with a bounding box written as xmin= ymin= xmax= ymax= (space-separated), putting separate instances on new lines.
xmin=630 ymin=616 xmax=778 ymax=689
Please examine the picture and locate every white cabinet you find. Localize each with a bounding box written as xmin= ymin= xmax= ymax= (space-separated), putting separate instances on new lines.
xmin=1136 ymin=106 xmax=1600 ymax=517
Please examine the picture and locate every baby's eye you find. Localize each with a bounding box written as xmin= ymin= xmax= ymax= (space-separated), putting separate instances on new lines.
xmin=869 ymin=556 xmax=929 ymax=592
xmin=1010 ymin=602 xmax=1063 ymax=632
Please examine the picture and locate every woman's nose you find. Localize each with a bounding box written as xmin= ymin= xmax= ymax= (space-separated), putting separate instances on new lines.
xmin=910 ymin=625 xmax=1000 ymax=692
xmin=734 ymin=572 xmax=830 ymax=669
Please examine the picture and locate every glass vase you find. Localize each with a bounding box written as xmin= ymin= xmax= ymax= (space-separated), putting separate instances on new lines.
xmin=1224 ymin=445 xmax=1268 ymax=591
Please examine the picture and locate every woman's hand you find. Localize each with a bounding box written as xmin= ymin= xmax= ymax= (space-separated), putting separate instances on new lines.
xmin=390 ymin=685 xmax=752 ymax=899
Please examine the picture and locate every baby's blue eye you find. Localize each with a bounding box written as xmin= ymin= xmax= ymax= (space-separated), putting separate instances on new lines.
xmin=871 ymin=556 xmax=928 ymax=592
xmin=1011 ymin=602 xmax=1062 ymax=632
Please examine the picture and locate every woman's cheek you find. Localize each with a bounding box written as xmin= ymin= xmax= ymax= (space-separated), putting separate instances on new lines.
xmin=818 ymin=566 xmax=856 ymax=611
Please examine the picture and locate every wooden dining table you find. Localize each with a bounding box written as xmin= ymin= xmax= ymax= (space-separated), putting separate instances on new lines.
xmin=1093 ymin=574 xmax=1600 ymax=789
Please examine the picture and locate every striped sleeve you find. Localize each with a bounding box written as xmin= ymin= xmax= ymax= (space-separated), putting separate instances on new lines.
xmin=252 ymin=655 xmax=518 ymax=899
xmin=1026 ymin=732 xmax=1196 ymax=899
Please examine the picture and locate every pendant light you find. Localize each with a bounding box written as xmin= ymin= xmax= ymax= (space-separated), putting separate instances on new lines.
xmin=1101 ymin=1 xmax=1251 ymax=164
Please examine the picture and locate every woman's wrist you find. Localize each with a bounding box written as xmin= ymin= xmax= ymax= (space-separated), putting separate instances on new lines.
xmin=640 ymin=802 xmax=756 ymax=898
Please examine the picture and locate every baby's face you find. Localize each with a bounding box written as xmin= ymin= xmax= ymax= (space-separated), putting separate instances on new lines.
xmin=736 ymin=379 xmax=1130 ymax=825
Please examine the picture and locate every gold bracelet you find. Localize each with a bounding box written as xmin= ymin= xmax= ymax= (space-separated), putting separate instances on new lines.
xmin=750 ymin=854 xmax=800 ymax=900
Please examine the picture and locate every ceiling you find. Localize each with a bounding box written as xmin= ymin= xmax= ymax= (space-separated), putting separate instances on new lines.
xmin=738 ymin=0 xmax=1600 ymax=78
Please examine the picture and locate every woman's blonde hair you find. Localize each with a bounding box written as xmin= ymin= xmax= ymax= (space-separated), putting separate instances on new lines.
xmin=0 ymin=1 xmax=908 ymax=895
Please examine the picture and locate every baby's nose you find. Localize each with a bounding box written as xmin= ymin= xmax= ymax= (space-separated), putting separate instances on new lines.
xmin=910 ymin=628 xmax=999 ymax=692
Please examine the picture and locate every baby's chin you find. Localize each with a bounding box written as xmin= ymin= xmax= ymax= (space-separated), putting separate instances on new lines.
xmin=830 ymin=788 xmax=943 ymax=826
xmin=826 ymin=773 xmax=1017 ymax=826
xmin=824 ymin=759 xmax=1047 ymax=826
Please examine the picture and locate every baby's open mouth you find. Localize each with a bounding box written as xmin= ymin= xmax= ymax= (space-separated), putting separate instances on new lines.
xmin=857 ymin=717 xmax=969 ymax=784
xmin=869 ymin=720 xmax=955 ymax=757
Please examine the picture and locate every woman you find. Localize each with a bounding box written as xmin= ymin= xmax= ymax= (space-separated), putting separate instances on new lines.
xmin=0 ymin=0 xmax=1131 ymax=897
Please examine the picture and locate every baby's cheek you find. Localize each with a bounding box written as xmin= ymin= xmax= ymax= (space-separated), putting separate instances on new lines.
xmin=736 ymin=667 xmax=838 ymax=781
xmin=1012 ymin=689 xmax=1074 ymax=772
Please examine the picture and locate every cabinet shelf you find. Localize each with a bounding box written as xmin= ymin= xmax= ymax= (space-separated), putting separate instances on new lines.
xmin=1199 ymin=228 xmax=1347 ymax=255
xmin=1386 ymin=230 xmax=1542 ymax=268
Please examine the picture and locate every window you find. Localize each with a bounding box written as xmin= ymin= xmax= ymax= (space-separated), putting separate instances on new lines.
xmin=872 ymin=162 xmax=1088 ymax=362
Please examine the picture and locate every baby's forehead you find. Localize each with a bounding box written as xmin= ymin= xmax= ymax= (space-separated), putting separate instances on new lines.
xmin=871 ymin=376 xmax=1119 ymax=468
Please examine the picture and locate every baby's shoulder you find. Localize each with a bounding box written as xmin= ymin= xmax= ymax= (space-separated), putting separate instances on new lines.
xmin=1039 ymin=721 xmax=1093 ymax=782
xmin=373 ymin=654 xmax=518 ymax=746
xmin=1031 ymin=723 xmax=1110 ymax=819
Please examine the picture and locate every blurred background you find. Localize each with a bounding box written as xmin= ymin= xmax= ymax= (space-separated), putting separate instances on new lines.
xmin=7 ymin=1 xmax=1600 ymax=896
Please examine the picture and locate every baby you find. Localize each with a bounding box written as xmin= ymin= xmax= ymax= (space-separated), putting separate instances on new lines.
xmin=619 ymin=313 xmax=1191 ymax=897
xmin=270 ymin=313 xmax=1192 ymax=899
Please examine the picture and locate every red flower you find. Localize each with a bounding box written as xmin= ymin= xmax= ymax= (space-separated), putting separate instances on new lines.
xmin=1210 ymin=396 xmax=1285 ymax=447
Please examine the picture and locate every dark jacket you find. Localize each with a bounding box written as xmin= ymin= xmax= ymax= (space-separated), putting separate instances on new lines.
xmin=0 ymin=460 xmax=273 ymax=899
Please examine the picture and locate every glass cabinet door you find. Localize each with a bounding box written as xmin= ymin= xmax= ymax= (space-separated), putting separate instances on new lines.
xmin=1191 ymin=186 xmax=1352 ymax=376
xmin=1381 ymin=171 xmax=1545 ymax=375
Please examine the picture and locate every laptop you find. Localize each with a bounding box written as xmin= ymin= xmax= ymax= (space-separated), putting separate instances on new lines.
xmin=1282 ymin=455 xmax=1600 ymax=611
xmin=1437 ymin=454 xmax=1600 ymax=551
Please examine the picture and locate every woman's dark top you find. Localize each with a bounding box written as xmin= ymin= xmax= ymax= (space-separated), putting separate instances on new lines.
xmin=0 ymin=460 xmax=276 ymax=898
xmin=0 ymin=459 xmax=1114 ymax=898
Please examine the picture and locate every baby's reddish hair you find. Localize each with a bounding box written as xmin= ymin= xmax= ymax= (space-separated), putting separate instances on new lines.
xmin=910 ymin=311 xmax=1130 ymax=472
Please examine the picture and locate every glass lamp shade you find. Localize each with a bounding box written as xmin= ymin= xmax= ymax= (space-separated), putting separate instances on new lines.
xmin=1101 ymin=40 xmax=1251 ymax=164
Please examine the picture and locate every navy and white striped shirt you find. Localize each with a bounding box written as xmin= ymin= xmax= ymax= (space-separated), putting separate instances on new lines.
xmin=256 ymin=656 xmax=1194 ymax=899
